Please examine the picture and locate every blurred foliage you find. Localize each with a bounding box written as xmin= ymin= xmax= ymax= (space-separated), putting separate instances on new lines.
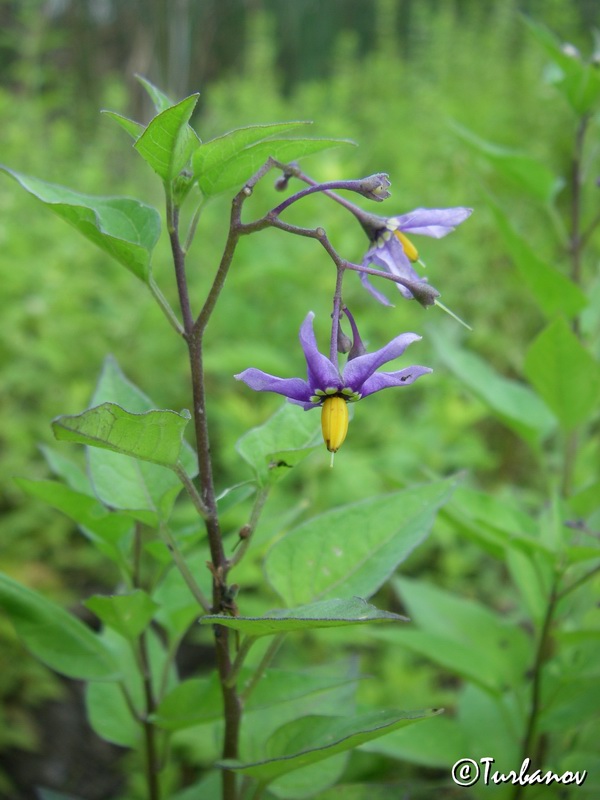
xmin=1 ymin=0 xmax=599 ymax=798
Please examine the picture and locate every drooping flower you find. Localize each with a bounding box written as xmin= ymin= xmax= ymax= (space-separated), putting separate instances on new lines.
xmin=235 ymin=311 xmax=431 ymax=454
xmin=358 ymin=207 xmax=473 ymax=305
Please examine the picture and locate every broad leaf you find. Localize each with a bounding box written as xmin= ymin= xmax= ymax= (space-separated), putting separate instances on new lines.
xmin=430 ymin=328 xmax=556 ymax=446
xmin=196 ymin=134 xmax=354 ymax=196
xmin=15 ymin=478 xmax=133 ymax=566
xmin=454 ymin=124 xmax=563 ymax=204
xmin=266 ymin=479 xmax=456 ymax=606
xmin=134 ymin=93 xmax=201 ymax=181
xmin=52 ymin=403 xmax=192 ymax=467
xmin=154 ymin=667 xmax=359 ymax=732
xmin=199 ymin=597 xmax=406 ymax=637
xmin=192 ymin=121 xmax=310 ymax=189
xmin=490 ymin=202 xmax=586 ymax=319
xmin=82 ymin=357 xmax=197 ymax=525
xmin=524 ymin=317 xmax=600 ymax=430
xmin=236 ymin=402 xmax=321 ymax=486
xmin=0 ymin=168 xmax=160 ymax=282
xmin=85 ymin=590 xmax=159 ymax=639
xmin=0 ymin=572 xmax=120 ymax=681
xmin=219 ymin=708 xmax=441 ymax=782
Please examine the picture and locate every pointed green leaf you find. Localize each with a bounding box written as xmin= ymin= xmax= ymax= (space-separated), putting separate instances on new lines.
xmin=236 ymin=402 xmax=321 ymax=485
xmin=136 ymin=75 xmax=175 ymax=113
xmin=219 ymin=709 xmax=441 ymax=782
xmin=0 ymin=572 xmax=120 ymax=681
xmin=192 ymin=121 xmax=309 ymax=182
xmin=200 ymin=597 xmax=406 ymax=637
xmin=197 ymin=136 xmax=355 ymax=196
xmin=134 ymin=94 xmax=201 ymax=182
xmin=85 ymin=590 xmax=159 ymax=639
xmin=79 ymin=357 xmax=197 ymax=524
xmin=454 ymin=125 xmax=564 ymax=204
xmin=489 ymin=202 xmax=586 ymax=318
xmin=101 ymin=109 xmax=145 ymax=139
xmin=266 ymin=479 xmax=457 ymax=606
xmin=429 ymin=328 xmax=556 ymax=445
xmin=362 ymin=714 xmax=468 ymax=769
xmin=0 ymin=168 xmax=160 ymax=282
xmin=52 ymin=403 xmax=191 ymax=467
xmin=524 ymin=317 xmax=600 ymax=430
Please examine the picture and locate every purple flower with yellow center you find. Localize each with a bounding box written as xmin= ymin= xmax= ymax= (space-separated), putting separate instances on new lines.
xmin=235 ymin=311 xmax=431 ymax=455
xmin=359 ymin=207 xmax=473 ymax=305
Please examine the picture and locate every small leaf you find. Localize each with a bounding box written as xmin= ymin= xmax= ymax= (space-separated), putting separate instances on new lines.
xmin=430 ymin=328 xmax=556 ymax=445
xmin=0 ymin=168 xmax=160 ymax=283
xmin=85 ymin=590 xmax=159 ymax=639
xmin=489 ymin=201 xmax=586 ymax=319
xmin=134 ymin=94 xmax=201 ymax=182
xmin=199 ymin=597 xmax=407 ymax=637
xmin=52 ymin=403 xmax=192 ymax=467
xmin=524 ymin=317 xmax=600 ymax=430
xmin=136 ymin=74 xmax=174 ymax=113
xmin=101 ymin=110 xmax=145 ymax=140
xmin=197 ymin=135 xmax=355 ymax=196
xmin=219 ymin=709 xmax=441 ymax=782
xmin=236 ymin=402 xmax=321 ymax=485
xmin=266 ymin=479 xmax=457 ymax=606
xmin=0 ymin=572 xmax=120 ymax=681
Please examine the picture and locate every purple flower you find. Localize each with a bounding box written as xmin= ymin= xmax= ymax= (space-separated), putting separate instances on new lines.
xmin=360 ymin=207 xmax=472 ymax=305
xmin=235 ymin=311 xmax=431 ymax=411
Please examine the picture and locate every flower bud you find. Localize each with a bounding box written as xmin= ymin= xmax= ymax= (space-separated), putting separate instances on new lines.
xmin=321 ymin=396 xmax=349 ymax=453
xmin=356 ymin=173 xmax=392 ymax=201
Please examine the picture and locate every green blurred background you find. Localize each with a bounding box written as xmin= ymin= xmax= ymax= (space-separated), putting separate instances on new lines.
xmin=0 ymin=0 xmax=598 ymax=797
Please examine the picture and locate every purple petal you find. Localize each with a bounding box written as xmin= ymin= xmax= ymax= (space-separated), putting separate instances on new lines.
xmin=298 ymin=312 xmax=342 ymax=392
xmin=235 ymin=368 xmax=313 ymax=403
xmin=360 ymin=365 xmax=433 ymax=397
xmin=342 ymin=332 xmax=422 ymax=390
xmin=358 ymin=268 xmax=394 ymax=306
xmin=365 ymin=238 xmax=421 ymax=299
xmin=391 ymin=207 xmax=473 ymax=238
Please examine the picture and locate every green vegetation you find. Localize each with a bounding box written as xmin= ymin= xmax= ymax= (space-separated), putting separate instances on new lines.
xmin=0 ymin=1 xmax=599 ymax=798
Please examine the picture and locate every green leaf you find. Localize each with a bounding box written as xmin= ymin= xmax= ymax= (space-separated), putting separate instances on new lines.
xmin=85 ymin=590 xmax=159 ymax=639
xmin=380 ymin=576 xmax=530 ymax=692
xmin=85 ymin=679 xmax=140 ymax=747
xmin=362 ymin=714 xmax=468 ymax=769
xmin=0 ymin=572 xmax=120 ymax=681
xmin=134 ymin=94 xmax=201 ymax=182
xmin=15 ymin=478 xmax=133 ymax=565
xmin=524 ymin=318 xmax=600 ymax=430
xmin=192 ymin=121 xmax=310 ymax=189
xmin=454 ymin=124 xmax=564 ymax=204
xmin=136 ymin=74 xmax=175 ymax=113
xmin=430 ymin=328 xmax=556 ymax=445
xmin=0 ymin=168 xmax=160 ymax=283
xmin=524 ymin=17 xmax=600 ymax=115
xmin=196 ymin=134 xmax=354 ymax=196
xmin=52 ymin=402 xmax=192 ymax=467
xmin=266 ymin=479 xmax=457 ymax=606
xmin=489 ymin=202 xmax=586 ymax=319
xmin=200 ymin=597 xmax=406 ymax=637
xmin=101 ymin=110 xmax=145 ymax=139
xmin=74 ymin=356 xmax=197 ymax=525
xmin=236 ymin=402 xmax=321 ymax=486
xmin=219 ymin=708 xmax=441 ymax=783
